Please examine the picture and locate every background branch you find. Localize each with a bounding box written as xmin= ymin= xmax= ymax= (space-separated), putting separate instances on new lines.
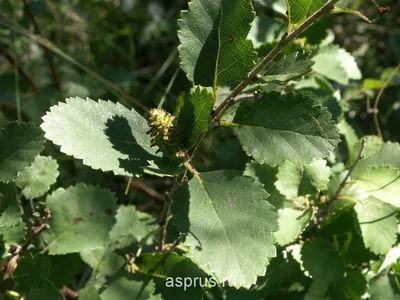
xmin=0 ymin=46 xmax=40 ymax=94
xmin=22 ymin=0 xmax=61 ymax=90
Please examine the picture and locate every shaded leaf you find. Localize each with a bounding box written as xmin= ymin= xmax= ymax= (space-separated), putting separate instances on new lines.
xmin=109 ymin=205 xmax=157 ymax=249
xmin=304 ymin=280 xmax=329 ymax=300
xmin=43 ymin=184 xmax=117 ymax=254
xmin=15 ymin=156 xmax=59 ymax=199
xmin=178 ymin=0 xmax=256 ymax=89
xmin=354 ymin=197 xmax=397 ymax=255
xmin=0 ymin=182 xmax=22 ymax=227
xmin=177 ymin=87 xmax=213 ymax=148
xmin=312 ymin=45 xmax=362 ymax=85
xmin=41 ymin=97 xmax=158 ymax=176
xmin=328 ymin=269 xmax=367 ymax=300
xmin=262 ymin=52 xmax=314 ymax=83
xmin=247 ymin=15 xmax=286 ymax=48
xmin=14 ymin=255 xmax=51 ymax=294
xmin=174 ymin=170 xmax=278 ymax=288
xmin=100 ymin=274 xmax=155 ymax=300
xmin=337 ymin=119 xmax=358 ymax=157
xmin=274 ymin=208 xmax=313 ymax=246
xmin=0 ymin=221 xmax=27 ymax=245
xmin=232 ymin=92 xmax=339 ymax=166
xmin=352 ymin=139 xmax=400 ymax=175
xmin=286 ymin=0 xmax=313 ymax=31
xmin=352 ymin=166 xmax=400 ymax=207
xmin=369 ymin=273 xmax=400 ymax=300
xmin=48 ymin=254 xmax=82 ymax=288
xmin=25 ymin=280 xmax=60 ymax=300
xmin=0 ymin=122 xmax=45 ymax=183
xmin=301 ymin=238 xmax=345 ymax=283
xmin=275 ymin=159 xmax=330 ymax=198
xmin=137 ymin=253 xmax=207 ymax=300
xmin=243 ymin=161 xmax=278 ymax=194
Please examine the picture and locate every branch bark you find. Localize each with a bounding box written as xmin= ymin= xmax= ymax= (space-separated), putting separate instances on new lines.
xmin=0 ymin=47 xmax=40 ymax=94
xmin=212 ymin=0 xmax=341 ymax=121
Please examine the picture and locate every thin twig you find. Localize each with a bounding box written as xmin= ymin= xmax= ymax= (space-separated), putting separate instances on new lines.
xmin=158 ymin=168 xmax=189 ymax=251
xmin=130 ymin=179 xmax=164 ymax=201
xmin=373 ymin=63 xmax=400 ymax=140
xmin=3 ymin=209 xmax=51 ymax=279
xmin=212 ymin=0 xmax=341 ymax=121
xmin=22 ymin=0 xmax=61 ymax=90
xmin=329 ymin=138 xmax=367 ymax=209
xmin=158 ymin=191 xmax=174 ymax=251
xmin=0 ymin=47 xmax=40 ymax=94
xmin=160 ymin=0 xmax=341 ymax=251
xmin=62 ymin=287 xmax=78 ymax=299
xmin=0 ymin=17 xmax=148 ymax=112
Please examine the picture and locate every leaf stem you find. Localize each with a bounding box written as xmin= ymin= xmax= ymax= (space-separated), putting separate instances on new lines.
xmin=212 ymin=0 xmax=341 ymax=121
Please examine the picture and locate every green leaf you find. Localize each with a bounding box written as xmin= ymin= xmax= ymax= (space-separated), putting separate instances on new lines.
xmin=100 ymin=274 xmax=156 ymax=300
xmin=369 ymin=273 xmax=400 ymax=300
xmin=351 ymin=166 xmax=400 ymax=207
xmin=137 ymin=253 xmax=207 ymax=300
xmin=178 ymin=0 xmax=256 ymax=89
xmin=304 ymin=280 xmax=329 ymax=300
xmin=349 ymin=136 xmax=382 ymax=167
xmin=337 ymin=119 xmax=358 ymax=157
xmin=275 ymin=159 xmax=330 ymax=198
xmin=177 ymin=86 xmax=214 ymax=148
xmin=80 ymin=248 xmax=125 ymax=286
xmin=43 ymin=184 xmax=117 ymax=254
xmin=174 ymin=170 xmax=278 ymax=288
xmin=14 ymin=255 xmax=51 ymax=293
xmin=0 ymin=122 xmax=45 ymax=183
xmin=243 ymin=161 xmax=278 ymax=194
xmin=0 ymin=182 xmax=22 ymax=227
xmin=232 ymin=92 xmax=339 ymax=166
xmin=262 ymin=52 xmax=314 ymax=83
xmin=79 ymin=285 xmax=100 ymax=300
xmin=286 ymin=0 xmax=313 ymax=31
xmin=25 ymin=280 xmax=60 ymax=300
xmin=0 ymin=221 xmax=27 ymax=245
xmin=48 ymin=254 xmax=82 ymax=288
xmin=41 ymin=97 xmax=158 ymax=176
xmin=312 ymin=45 xmax=362 ymax=85
xmin=15 ymin=156 xmax=59 ymax=199
xmin=352 ymin=139 xmax=400 ymax=176
xmin=247 ymin=16 xmax=286 ymax=48
xmin=354 ymin=197 xmax=397 ymax=255
xmin=274 ymin=207 xmax=313 ymax=246
xmin=109 ymin=205 xmax=157 ymax=249
xmin=301 ymin=238 xmax=345 ymax=283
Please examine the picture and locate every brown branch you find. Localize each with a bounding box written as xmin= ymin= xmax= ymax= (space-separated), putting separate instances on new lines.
xmin=3 ymin=209 xmax=51 ymax=279
xmin=158 ymin=190 xmax=174 ymax=251
xmin=22 ymin=0 xmax=61 ymax=90
xmin=159 ymin=0 xmax=342 ymax=252
xmin=130 ymin=179 xmax=164 ymax=201
xmin=0 ymin=47 xmax=40 ymax=94
xmin=212 ymin=0 xmax=341 ymax=121
xmin=62 ymin=286 xmax=78 ymax=299
xmin=373 ymin=63 xmax=400 ymax=140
